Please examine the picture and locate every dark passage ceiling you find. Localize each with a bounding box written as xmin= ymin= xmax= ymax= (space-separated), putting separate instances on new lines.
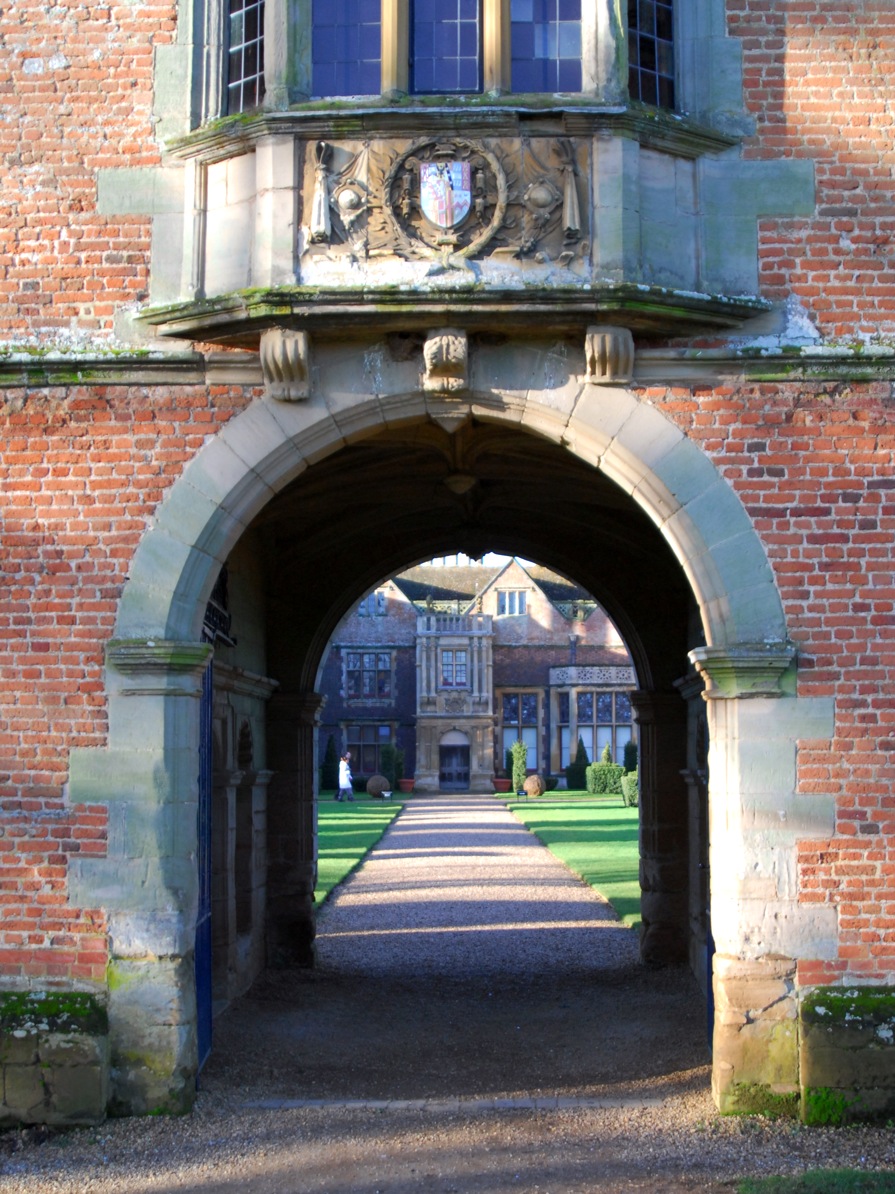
xmin=251 ymin=418 xmax=695 ymax=691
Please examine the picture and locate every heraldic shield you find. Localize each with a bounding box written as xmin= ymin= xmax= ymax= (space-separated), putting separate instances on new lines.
xmin=420 ymin=161 xmax=472 ymax=229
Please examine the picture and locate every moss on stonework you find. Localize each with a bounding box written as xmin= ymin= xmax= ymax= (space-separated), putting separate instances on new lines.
xmin=725 ymin=1083 xmax=801 ymax=1120
xmin=802 ymin=1086 xmax=857 ymax=1127
xmin=0 ymin=992 xmax=108 ymax=1036
xmin=802 ymin=986 xmax=895 ymax=1028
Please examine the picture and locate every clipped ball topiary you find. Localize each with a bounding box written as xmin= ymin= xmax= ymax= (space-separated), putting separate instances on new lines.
xmin=366 ymin=774 xmax=390 ymax=797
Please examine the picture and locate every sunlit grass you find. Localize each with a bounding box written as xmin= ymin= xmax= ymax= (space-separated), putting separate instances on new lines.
xmin=738 ymin=1173 xmax=895 ymax=1193
xmin=507 ymin=798 xmax=641 ymax=929
xmin=315 ymin=796 xmax=403 ymax=905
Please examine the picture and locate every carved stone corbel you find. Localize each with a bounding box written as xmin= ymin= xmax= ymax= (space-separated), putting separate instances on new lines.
xmin=260 ymin=328 xmax=311 ymax=402
xmin=423 ymin=327 xmax=468 ymax=394
xmin=585 ymin=325 xmax=635 ymax=385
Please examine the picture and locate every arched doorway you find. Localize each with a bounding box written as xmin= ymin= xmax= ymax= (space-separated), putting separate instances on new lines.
xmin=439 ymin=730 xmax=471 ymax=791
xmin=72 ymin=367 xmax=819 ymax=1117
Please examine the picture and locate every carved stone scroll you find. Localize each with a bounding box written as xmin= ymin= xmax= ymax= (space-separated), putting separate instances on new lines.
xmin=585 ymin=325 xmax=635 ymax=385
xmin=260 ymin=328 xmax=311 ymax=401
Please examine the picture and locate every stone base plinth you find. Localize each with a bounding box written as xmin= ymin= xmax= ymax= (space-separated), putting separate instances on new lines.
xmin=712 ymin=955 xmax=799 ymax=1115
xmin=0 ymin=993 xmax=109 ymax=1127
xmin=800 ymin=987 xmax=895 ymax=1124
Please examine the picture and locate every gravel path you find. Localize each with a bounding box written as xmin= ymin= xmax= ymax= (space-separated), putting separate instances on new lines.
xmin=2 ymin=794 xmax=894 ymax=1192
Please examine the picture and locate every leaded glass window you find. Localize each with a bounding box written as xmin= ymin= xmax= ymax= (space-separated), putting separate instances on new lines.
xmin=412 ymin=0 xmax=481 ymax=93
xmin=628 ymin=0 xmax=675 ymax=109
xmin=559 ymin=688 xmax=634 ymax=766
xmin=345 ymin=651 xmax=393 ymax=699
xmin=228 ymin=0 xmax=265 ymax=112
xmin=346 ymin=722 xmax=391 ymax=773
xmin=312 ymin=0 xmax=382 ymax=97
xmin=511 ymin=0 xmax=581 ymax=92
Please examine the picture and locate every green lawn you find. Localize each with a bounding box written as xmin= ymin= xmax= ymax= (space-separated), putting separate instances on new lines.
xmin=315 ymin=796 xmax=403 ymax=905
xmin=507 ymin=796 xmax=641 ymax=929
xmin=738 ymin=1174 xmax=895 ymax=1193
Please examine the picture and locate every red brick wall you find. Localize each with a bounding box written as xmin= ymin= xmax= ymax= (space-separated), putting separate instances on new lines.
xmin=0 ymin=384 xmax=250 ymax=984
xmin=0 ymin=0 xmax=170 ymax=337
xmin=650 ymin=378 xmax=895 ymax=983
xmin=731 ymin=0 xmax=895 ymax=337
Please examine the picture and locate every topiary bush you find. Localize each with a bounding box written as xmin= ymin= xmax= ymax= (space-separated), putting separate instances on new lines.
xmin=565 ymin=737 xmax=589 ymax=790
xmin=623 ymin=739 xmax=638 ymax=773
xmin=380 ymin=743 xmax=398 ymax=788
xmin=621 ymin=769 xmax=639 ymax=807
xmin=511 ymin=739 xmax=529 ymax=791
xmin=586 ymin=744 xmax=625 ymax=795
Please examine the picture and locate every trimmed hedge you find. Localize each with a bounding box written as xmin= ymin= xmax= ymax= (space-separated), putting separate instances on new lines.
xmin=586 ymin=760 xmax=625 ymax=795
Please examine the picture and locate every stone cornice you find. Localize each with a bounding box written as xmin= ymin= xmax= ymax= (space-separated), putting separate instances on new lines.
xmin=136 ymin=285 xmax=770 ymax=346
xmin=164 ymin=103 xmax=738 ymax=166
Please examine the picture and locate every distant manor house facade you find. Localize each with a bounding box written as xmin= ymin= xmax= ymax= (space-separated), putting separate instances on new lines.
xmin=317 ymin=557 xmax=637 ymax=792
xmin=3 ymin=0 xmax=895 ymax=1132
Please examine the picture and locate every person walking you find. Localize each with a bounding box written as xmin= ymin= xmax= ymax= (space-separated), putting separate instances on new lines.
xmin=337 ymin=751 xmax=354 ymax=802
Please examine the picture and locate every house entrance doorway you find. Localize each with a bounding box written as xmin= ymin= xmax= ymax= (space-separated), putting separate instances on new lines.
xmin=439 ymin=731 xmax=471 ymax=790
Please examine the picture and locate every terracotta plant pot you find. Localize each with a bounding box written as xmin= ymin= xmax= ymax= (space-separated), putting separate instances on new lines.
xmin=491 ymin=777 xmax=512 ymax=792
xmin=397 ymin=778 xmax=415 ymax=792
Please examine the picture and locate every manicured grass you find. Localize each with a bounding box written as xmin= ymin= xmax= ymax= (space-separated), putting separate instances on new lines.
xmin=738 ymin=1173 xmax=895 ymax=1193
xmin=315 ymin=796 xmax=403 ymax=905
xmin=507 ymin=797 xmax=641 ymax=929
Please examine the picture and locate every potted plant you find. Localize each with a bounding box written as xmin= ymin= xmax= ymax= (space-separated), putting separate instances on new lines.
xmin=395 ymin=748 xmax=415 ymax=792
xmin=492 ymin=747 xmax=513 ymax=792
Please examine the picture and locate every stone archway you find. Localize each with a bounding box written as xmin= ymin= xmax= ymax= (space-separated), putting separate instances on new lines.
xmin=68 ymin=356 xmax=832 ymax=1115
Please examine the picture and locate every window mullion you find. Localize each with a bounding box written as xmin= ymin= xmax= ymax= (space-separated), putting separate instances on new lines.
xmin=482 ymin=0 xmax=509 ymax=95
xmin=583 ymin=0 xmax=626 ymax=102
xmin=382 ymin=0 xmax=409 ymax=96
xmin=267 ymin=0 xmax=309 ymax=103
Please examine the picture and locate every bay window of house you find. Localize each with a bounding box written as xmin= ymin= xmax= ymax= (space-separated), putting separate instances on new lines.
xmin=345 ymin=651 xmax=393 ymax=699
xmin=501 ymin=691 xmax=538 ymax=770
xmin=557 ymin=689 xmax=633 ymax=767
xmin=345 ymin=722 xmax=392 ymax=773
xmin=226 ymin=0 xmax=675 ymax=112
xmin=440 ymin=649 xmax=468 ymax=687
